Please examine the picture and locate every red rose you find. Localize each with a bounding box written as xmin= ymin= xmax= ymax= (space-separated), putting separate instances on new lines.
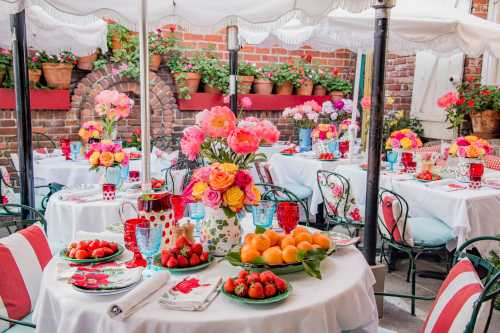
xmin=466 ymin=75 xmax=475 ymax=82
xmin=467 ymin=100 xmax=475 ymax=107
xmin=234 ymin=170 xmax=252 ymax=189
xmin=481 ymin=90 xmax=492 ymax=96
xmin=456 ymin=97 xmax=465 ymax=106
xmin=331 ymin=68 xmax=340 ymax=76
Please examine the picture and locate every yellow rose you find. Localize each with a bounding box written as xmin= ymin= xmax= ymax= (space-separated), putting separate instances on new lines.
xmin=400 ymin=137 xmax=412 ymax=150
xmin=99 ymin=151 xmax=115 ymax=167
xmin=218 ymin=163 xmax=238 ymax=174
xmin=91 ymin=130 xmax=100 ymax=138
xmin=79 ymin=128 xmax=88 ymax=139
xmin=326 ymin=132 xmax=334 ymax=139
xmin=114 ymin=151 xmax=125 ymax=163
xmin=89 ymin=151 xmax=100 ymax=166
xmin=223 ymin=186 xmax=245 ymax=212
xmin=209 ymin=169 xmax=235 ymax=191
xmin=465 ymin=135 xmax=478 ymax=143
xmin=449 ymin=144 xmax=458 ymax=156
xmin=192 ymin=182 xmax=208 ymax=200
xmin=400 ymin=129 xmax=410 ymax=134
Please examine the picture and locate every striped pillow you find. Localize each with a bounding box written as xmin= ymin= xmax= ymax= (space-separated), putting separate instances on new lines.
xmin=421 ymin=258 xmax=487 ymax=333
xmin=0 ymin=223 xmax=52 ymax=331
xmin=378 ymin=194 xmax=414 ymax=246
xmin=484 ymin=155 xmax=500 ymax=171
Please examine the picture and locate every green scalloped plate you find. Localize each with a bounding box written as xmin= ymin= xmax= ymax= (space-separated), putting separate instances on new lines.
xmin=221 ymin=282 xmax=293 ymax=304
xmin=152 ymin=253 xmax=214 ymax=274
xmin=60 ymin=244 xmax=124 ymax=264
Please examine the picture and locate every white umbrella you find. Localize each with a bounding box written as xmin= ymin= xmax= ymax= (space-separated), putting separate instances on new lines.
xmin=0 ymin=5 xmax=107 ymax=55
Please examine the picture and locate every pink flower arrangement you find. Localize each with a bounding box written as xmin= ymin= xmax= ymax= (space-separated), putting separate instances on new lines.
xmin=448 ymin=135 xmax=492 ymax=158
xmin=94 ymin=90 xmax=133 ymax=139
xmin=312 ymin=124 xmax=338 ymax=142
xmin=339 ymin=119 xmax=360 ymax=132
xmin=385 ymin=129 xmax=423 ymax=151
xmin=282 ymin=100 xmax=322 ymax=128
xmin=437 ymin=92 xmax=459 ymax=109
xmin=85 ymin=142 xmax=129 ymax=170
xmin=78 ymin=121 xmax=103 ymax=141
xmin=238 ymin=117 xmax=280 ymax=145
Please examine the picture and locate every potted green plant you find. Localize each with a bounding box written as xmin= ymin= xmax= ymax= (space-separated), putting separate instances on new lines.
xmin=28 ymin=51 xmax=42 ymax=87
xmin=108 ymin=23 xmax=136 ymax=54
xmin=148 ymin=29 xmax=173 ymax=71
xmin=271 ymin=63 xmax=300 ymax=95
xmin=166 ymin=54 xmax=202 ymax=99
xmin=254 ymin=65 xmax=274 ymax=95
xmin=294 ymin=60 xmax=314 ymax=96
xmin=40 ymin=50 xmax=77 ymax=89
xmin=237 ymin=61 xmax=257 ymax=94
xmin=199 ymin=58 xmax=229 ymax=95
xmin=0 ymin=49 xmax=11 ymax=87
xmin=77 ymin=51 xmax=99 ymax=71
xmin=322 ymin=69 xmax=352 ymax=100
xmin=311 ymin=68 xmax=327 ymax=96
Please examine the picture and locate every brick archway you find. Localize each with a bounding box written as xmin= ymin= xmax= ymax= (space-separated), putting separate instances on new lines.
xmin=71 ymin=64 xmax=177 ymax=139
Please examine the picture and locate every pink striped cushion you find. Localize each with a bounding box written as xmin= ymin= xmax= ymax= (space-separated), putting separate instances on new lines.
xmin=421 ymin=258 xmax=487 ymax=333
xmin=413 ymin=145 xmax=440 ymax=154
xmin=0 ymin=223 xmax=52 ymax=331
xmin=484 ymin=155 xmax=500 ymax=171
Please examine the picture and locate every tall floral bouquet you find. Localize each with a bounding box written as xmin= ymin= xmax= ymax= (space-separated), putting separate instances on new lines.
xmin=312 ymin=124 xmax=338 ymax=142
xmin=322 ymin=99 xmax=354 ymax=122
xmin=339 ymin=119 xmax=360 ymax=133
xmin=385 ymin=129 xmax=423 ymax=151
xmin=94 ymin=90 xmax=133 ymax=140
xmin=449 ymin=136 xmax=492 ymax=158
xmin=78 ymin=121 xmax=103 ymax=142
xmin=85 ymin=142 xmax=129 ymax=171
xmin=282 ymin=100 xmax=322 ymax=128
xmin=180 ymin=105 xmax=279 ymax=169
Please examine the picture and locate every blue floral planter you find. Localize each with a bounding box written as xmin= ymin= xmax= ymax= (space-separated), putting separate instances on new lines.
xmin=298 ymin=128 xmax=313 ymax=152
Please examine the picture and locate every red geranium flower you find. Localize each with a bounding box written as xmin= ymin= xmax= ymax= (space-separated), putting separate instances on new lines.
xmin=331 ymin=67 xmax=340 ymax=76
xmin=467 ymin=100 xmax=475 ymax=107
xmin=456 ymin=97 xmax=465 ymax=106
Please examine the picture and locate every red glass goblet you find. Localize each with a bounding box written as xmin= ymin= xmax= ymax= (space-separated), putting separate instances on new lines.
xmin=468 ymin=162 xmax=484 ymax=189
xmin=277 ymin=202 xmax=299 ymax=234
xmin=59 ymin=138 xmax=71 ymax=160
xmin=401 ymin=152 xmax=414 ymax=173
xmin=129 ymin=170 xmax=140 ymax=182
xmin=170 ymin=194 xmax=186 ymax=225
xmin=123 ymin=217 xmax=148 ymax=268
xmin=102 ymin=183 xmax=116 ymax=201
xmin=339 ymin=141 xmax=349 ymax=159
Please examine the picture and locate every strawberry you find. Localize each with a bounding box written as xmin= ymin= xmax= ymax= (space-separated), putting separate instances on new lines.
xmin=100 ymin=240 xmax=110 ymax=248
xmin=88 ymin=240 xmax=101 ymax=252
xmin=224 ymin=278 xmax=235 ymax=294
xmin=274 ymin=277 xmax=288 ymax=292
xmin=170 ymin=247 xmax=180 ymax=256
xmin=264 ymin=283 xmax=277 ymax=297
xmin=259 ymin=270 xmax=275 ymax=284
xmin=234 ymin=278 xmax=247 ymax=287
xmin=75 ymin=249 xmax=89 ymax=260
xmin=238 ymin=270 xmax=249 ymax=280
xmin=175 ymin=236 xmax=190 ymax=249
xmin=108 ymin=242 xmax=118 ymax=253
xmin=180 ymin=245 xmax=192 ymax=258
xmin=91 ymin=248 xmax=105 ymax=258
xmin=167 ymin=257 xmax=178 ymax=268
xmin=161 ymin=250 xmax=171 ymax=267
xmin=68 ymin=248 xmax=77 ymax=258
xmin=248 ymin=282 xmax=265 ymax=299
xmin=77 ymin=240 xmax=88 ymax=250
xmin=177 ymin=255 xmax=188 ymax=267
xmin=200 ymin=252 xmax=209 ymax=262
xmin=234 ymin=283 xmax=248 ymax=297
xmin=189 ymin=253 xmax=201 ymax=266
xmin=246 ymin=272 xmax=260 ymax=284
xmin=191 ymin=243 xmax=203 ymax=256
xmin=101 ymin=247 xmax=114 ymax=256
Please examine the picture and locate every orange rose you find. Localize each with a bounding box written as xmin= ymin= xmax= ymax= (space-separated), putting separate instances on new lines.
xmin=99 ymin=151 xmax=115 ymax=167
xmin=114 ymin=152 xmax=125 ymax=163
xmin=89 ymin=151 xmax=100 ymax=166
xmin=209 ymin=169 xmax=235 ymax=191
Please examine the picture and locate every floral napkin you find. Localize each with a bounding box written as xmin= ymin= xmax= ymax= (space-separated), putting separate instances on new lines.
xmin=158 ymin=275 xmax=221 ymax=311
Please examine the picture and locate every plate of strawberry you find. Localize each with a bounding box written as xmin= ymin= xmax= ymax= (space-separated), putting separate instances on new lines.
xmin=415 ymin=170 xmax=442 ymax=182
xmin=318 ymin=152 xmax=335 ymax=161
xmin=280 ymin=147 xmax=298 ymax=156
xmin=153 ymin=236 xmax=212 ymax=273
xmin=221 ymin=269 xmax=292 ymax=304
xmin=61 ymin=239 xmax=124 ymax=264
xmin=129 ymin=152 xmax=142 ymax=160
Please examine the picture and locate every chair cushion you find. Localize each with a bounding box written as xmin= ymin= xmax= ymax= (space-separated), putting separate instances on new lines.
xmin=284 ymin=184 xmax=312 ymax=200
xmin=0 ymin=224 xmax=52 ymax=332
xmin=421 ymin=258 xmax=488 ymax=333
xmin=2 ymin=313 xmax=33 ymax=333
xmin=484 ymin=155 xmax=500 ymax=171
xmin=408 ymin=217 xmax=454 ymax=247
xmin=378 ymin=194 xmax=414 ymax=246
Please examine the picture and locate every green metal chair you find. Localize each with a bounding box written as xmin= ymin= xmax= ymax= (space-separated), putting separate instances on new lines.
xmin=32 ymin=132 xmax=57 ymax=151
xmin=316 ymin=170 xmax=364 ymax=235
xmin=376 ymin=187 xmax=456 ymax=316
xmin=151 ymin=135 xmax=178 ymax=153
xmin=162 ymin=153 xmax=204 ymax=194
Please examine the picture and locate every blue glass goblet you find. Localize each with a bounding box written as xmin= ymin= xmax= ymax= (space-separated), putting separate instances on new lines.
xmin=386 ymin=150 xmax=399 ymax=172
xmin=135 ymin=222 xmax=163 ymax=277
xmin=188 ymin=202 xmax=205 ymax=239
xmin=251 ymin=201 xmax=276 ymax=229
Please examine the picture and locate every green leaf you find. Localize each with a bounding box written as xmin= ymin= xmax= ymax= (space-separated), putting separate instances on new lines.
xmin=225 ymin=249 xmax=242 ymax=265
xmin=251 ymin=256 xmax=266 ymax=265
xmin=222 ymin=206 xmax=236 ymax=218
xmin=254 ymin=225 xmax=266 ymax=234
xmin=302 ymin=259 xmax=322 ymax=279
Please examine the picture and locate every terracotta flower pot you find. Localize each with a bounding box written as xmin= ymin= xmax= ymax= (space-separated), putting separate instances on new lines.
xmin=313 ymin=85 xmax=327 ymax=96
xmin=42 ymin=63 xmax=74 ymax=89
xmin=471 ymin=110 xmax=500 ymax=139
xmin=28 ymin=69 xmax=41 ymax=87
xmin=0 ymin=69 xmax=4 ymax=87
xmin=203 ymin=83 xmax=221 ymax=95
xmin=330 ymin=90 xmax=344 ymax=101
xmin=173 ymin=72 xmax=201 ymax=95
xmin=149 ymin=54 xmax=162 ymax=71
xmin=276 ymin=81 xmax=293 ymax=95
xmin=77 ymin=53 xmax=98 ymax=71
xmin=238 ymin=75 xmax=254 ymax=94
xmin=111 ymin=32 xmax=137 ymax=53
xmin=296 ymin=79 xmax=314 ymax=96
xmin=253 ymin=78 xmax=273 ymax=95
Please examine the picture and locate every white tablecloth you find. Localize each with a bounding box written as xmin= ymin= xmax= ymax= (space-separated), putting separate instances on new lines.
xmin=335 ymin=164 xmax=500 ymax=255
xmin=33 ymin=215 xmax=378 ymax=333
xmin=269 ymin=153 xmax=363 ymax=215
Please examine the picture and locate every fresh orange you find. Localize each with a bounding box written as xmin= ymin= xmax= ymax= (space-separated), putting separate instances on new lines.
xmin=294 ymin=232 xmax=313 ymax=244
xmin=241 ymin=245 xmax=260 ymax=263
xmin=262 ymin=247 xmax=283 ymax=265
xmin=297 ymin=241 xmax=313 ymax=252
xmin=291 ymin=226 xmax=309 ymax=237
xmin=251 ymin=234 xmax=271 ymax=252
xmin=244 ymin=233 xmax=256 ymax=245
xmin=264 ymin=229 xmax=280 ymax=246
xmin=282 ymin=245 xmax=298 ymax=264
xmin=312 ymin=232 xmax=332 ymax=249
xmin=280 ymin=235 xmax=296 ymax=249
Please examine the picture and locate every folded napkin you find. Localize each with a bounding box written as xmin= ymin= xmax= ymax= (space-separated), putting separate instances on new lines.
xmin=107 ymin=271 xmax=170 ymax=320
xmin=158 ymin=276 xmax=221 ymax=311
xmin=36 ymin=155 xmax=66 ymax=164
xmin=57 ymin=188 xmax=100 ymax=201
xmin=56 ymin=261 xmax=127 ymax=281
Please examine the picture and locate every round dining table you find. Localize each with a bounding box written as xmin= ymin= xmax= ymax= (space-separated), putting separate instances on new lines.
xmin=34 ymin=217 xmax=379 ymax=333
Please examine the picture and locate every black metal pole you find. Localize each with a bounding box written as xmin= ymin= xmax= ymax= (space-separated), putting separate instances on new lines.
xmin=363 ymin=0 xmax=394 ymax=265
xmin=10 ymin=10 xmax=35 ymax=215
xmin=229 ymin=49 xmax=238 ymax=114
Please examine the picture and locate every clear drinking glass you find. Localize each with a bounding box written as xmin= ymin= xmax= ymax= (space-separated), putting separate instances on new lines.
xmin=386 ymin=150 xmax=399 ymax=172
xmin=251 ymin=201 xmax=276 ymax=229
xmin=188 ymin=202 xmax=205 ymax=239
xmin=135 ymin=222 xmax=163 ymax=276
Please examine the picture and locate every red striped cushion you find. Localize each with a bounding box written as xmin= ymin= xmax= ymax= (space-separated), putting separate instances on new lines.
xmin=0 ymin=223 xmax=52 ymax=331
xmin=421 ymin=258 xmax=486 ymax=333
xmin=484 ymin=155 xmax=500 ymax=171
xmin=378 ymin=194 xmax=414 ymax=246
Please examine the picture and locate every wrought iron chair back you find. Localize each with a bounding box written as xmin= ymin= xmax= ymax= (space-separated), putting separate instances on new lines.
xmin=163 ymin=153 xmax=204 ymax=194
xmin=0 ymin=203 xmax=48 ymax=234
xmin=317 ymin=170 xmax=350 ymax=221
xmin=254 ymin=162 xmax=274 ymax=184
xmin=377 ymin=187 xmax=411 ymax=246
xmin=151 ymin=135 xmax=178 ymax=153
xmin=33 ymin=132 xmax=56 ymax=150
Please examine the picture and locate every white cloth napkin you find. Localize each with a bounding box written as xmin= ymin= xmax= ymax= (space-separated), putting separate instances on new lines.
xmin=57 ymin=188 xmax=101 ymax=201
xmin=36 ymin=155 xmax=66 ymax=164
xmin=107 ymin=271 xmax=170 ymax=320
xmin=158 ymin=276 xmax=221 ymax=311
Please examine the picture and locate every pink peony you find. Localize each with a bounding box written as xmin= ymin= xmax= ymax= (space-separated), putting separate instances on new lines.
xmin=258 ymin=120 xmax=280 ymax=144
xmin=202 ymin=188 xmax=222 ymax=208
xmin=193 ymin=166 xmax=212 ymax=183
xmin=180 ymin=126 xmax=205 ymax=160
xmin=227 ymin=127 xmax=260 ymax=154
xmin=95 ymin=90 xmax=120 ymax=105
xmin=201 ymin=106 xmax=236 ymax=138
xmin=241 ymin=97 xmax=252 ymax=109
xmin=456 ymin=137 xmax=469 ymax=146
xmin=195 ymin=109 xmax=210 ymax=126
xmin=234 ymin=170 xmax=253 ymax=189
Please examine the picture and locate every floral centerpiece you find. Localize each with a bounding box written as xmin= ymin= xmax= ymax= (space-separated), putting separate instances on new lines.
xmin=180 ymin=105 xmax=279 ymax=255
xmin=322 ymin=99 xmax=354 ymax=122
xmin=385 ymin=129 xmax=423 ymax=151
xmin=86 ymin=141 xmax=129 ymax=186
xmin=312 ymin=124 xmax=338 ymax=142
xmin=339 ymin=119 xmax=360 ymax=133
xmin=78 ymin=121 xmax=103 ymax=143
xmin=94 ymin=90 xmax=133 ymax=140
xmin=123 ymin=128 xmax=141 ymax=150
xmin=449 ymin=136 xmax=492 ymax=158
xmin=282 ymin=100 xmax=322 ymax=151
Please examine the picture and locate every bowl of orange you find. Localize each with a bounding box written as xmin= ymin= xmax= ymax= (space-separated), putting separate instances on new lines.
xmin=225 ymin=226 xmax=335 ymax=279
